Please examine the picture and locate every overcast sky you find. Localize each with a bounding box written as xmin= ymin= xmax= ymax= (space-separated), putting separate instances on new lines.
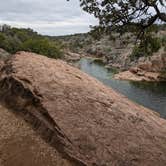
xmin=0 ymin=0 xmax=98 ymax=36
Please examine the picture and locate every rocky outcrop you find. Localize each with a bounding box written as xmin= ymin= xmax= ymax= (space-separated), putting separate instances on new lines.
xmin=115 ymin=52 xmax=166 ymax=82
xmin=114 ymin=69 xmax=165 ymax=82
xmin=64 ymin=51 xmax=83 ymax=62
xmin=138 ymin=52 xmax=166 ymax=73
xmin=0 ymin=104 xmax=73 ymax=166
xmin=0 ymin=52 xmax=166 ymax=166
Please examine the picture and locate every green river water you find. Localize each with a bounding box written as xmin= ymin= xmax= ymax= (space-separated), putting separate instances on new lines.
xmin=77 ymin=58 xmax=166 ymax=119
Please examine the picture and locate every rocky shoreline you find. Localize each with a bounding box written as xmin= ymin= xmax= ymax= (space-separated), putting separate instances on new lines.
xmin=115 ymin=52 xmax=166 ymax=82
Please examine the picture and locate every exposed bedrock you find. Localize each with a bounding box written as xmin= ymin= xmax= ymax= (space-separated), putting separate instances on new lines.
xmin=0 ymin=52 xmax=166 ymax=166
xmin=115 ymin=52 xmax=166 ymax=82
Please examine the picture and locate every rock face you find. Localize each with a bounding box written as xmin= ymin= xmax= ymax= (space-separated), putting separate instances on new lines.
xmin=138 ymin=53 xmax=166 ymax=73
xmin=0 ymin=104 xmax=73 ymax=166
xmin=0 ymin=52 xmax=166 ymax=166
xmin=64 ymin=51 xmax=82 ymax=62
xmin=114 ymin=70 xmax=164 ymax=82
xmin=115 ymin=52 xmax=166 ymax=82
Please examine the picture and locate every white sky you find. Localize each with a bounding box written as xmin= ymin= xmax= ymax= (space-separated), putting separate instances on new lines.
xmin=0 ymin=0 xmax=98 ymax=36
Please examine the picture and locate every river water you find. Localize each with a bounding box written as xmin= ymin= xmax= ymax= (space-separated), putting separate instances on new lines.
xmin=77 ymin=58 xmax=166 ymax=118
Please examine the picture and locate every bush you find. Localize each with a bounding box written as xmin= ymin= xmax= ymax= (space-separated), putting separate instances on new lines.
xmin=161 ymin=36 xmax=166 ymax=51
xmin=0 ymin=25 xmax=63 ymax=59
xmin=21 ymin=38 xmax=63 ymax=59
xmin=131 ymin=45 xmax=144 ymax=59
xmin=105 ymin=47 xmax=112 ymax=53
xmin=149 ymin=37 xmax=161 ymax=53
xmin=131 ymin=34 xmax=161 ymax=59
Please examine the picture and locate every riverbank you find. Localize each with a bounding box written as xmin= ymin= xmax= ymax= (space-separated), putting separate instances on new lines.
xmin=76 ymin=57 xmax=166 ymax=118
xmin=114 ymin=51 xmax=166 ymax=82
xmin=72 ymin=48 xmax=166 ymax=82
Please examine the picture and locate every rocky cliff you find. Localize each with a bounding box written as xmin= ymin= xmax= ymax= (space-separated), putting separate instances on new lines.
xmin=0 ymin=52 xmax=166 ymax=166
xmin=115 ymin=52 xmax=166 ymax=82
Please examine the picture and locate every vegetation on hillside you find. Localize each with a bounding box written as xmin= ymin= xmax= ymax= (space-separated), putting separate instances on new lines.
xmin=0 ymin=25 xmax=63 ymax=59
xmin=54 ymin=33 xmax=93 ymax=53
xmin=131 ymin=25 xmax=166 ymax=59
xmin=0 ymin=23 xmax=165 ymax=62
xmin=55 ymin=24 xmax=166 ymax=61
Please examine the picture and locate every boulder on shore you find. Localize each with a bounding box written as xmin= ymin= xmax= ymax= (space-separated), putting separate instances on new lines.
xmin=115 ymin=52 xmax=166 ymax=82
xmin=64 ymin=51 xmax=82 ymax=62
xmin=0 ymin=52 xmax=166 ymax=166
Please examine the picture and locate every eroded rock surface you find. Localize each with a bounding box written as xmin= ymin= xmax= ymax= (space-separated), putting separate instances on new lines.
xmin=0 ymin=104 xmax=73 ymax=166
xmin=115 ymin=52 xmax=166 ymax=82
xmin=64 ymin=51 xmax=82 ymax=62
xmin=0 ymin=52 xmax=166 ymax=166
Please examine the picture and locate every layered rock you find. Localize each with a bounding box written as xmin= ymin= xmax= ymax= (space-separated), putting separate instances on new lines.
xmin=0 ymin=52 xmax=166 ymax=166
xmin=115 ymin=52 xmax=166 ymax=81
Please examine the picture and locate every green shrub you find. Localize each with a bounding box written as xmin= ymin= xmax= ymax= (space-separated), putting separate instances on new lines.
xmin=131 ymin=45 xmax=143 ymax=59
xmin=105 ymin=47 xmax=112 ymax=53
xmin=131 ymin=34 xmax=161 ymax=59
xmin=0 ymin=25 xmax=63 ymax=59
xmin=150 ymin=37 xmax=161 ymax=53
xmin=161 ymin=36 xmax=166 ymax=51
xmin=21 ymin=38 xmax=63 ymax=59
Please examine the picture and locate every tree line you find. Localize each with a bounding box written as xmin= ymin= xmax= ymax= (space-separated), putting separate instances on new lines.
xmin=0 ymin=25 xmax=63 ymax=59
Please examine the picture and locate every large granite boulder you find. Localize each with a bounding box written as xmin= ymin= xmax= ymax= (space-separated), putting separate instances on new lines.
xmin=0 ymin=105 xmax=73 ymax=166
xmin=0 ymin=52 xmax=166 ymax=166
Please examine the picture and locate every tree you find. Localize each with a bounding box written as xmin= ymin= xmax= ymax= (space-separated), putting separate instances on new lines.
xmin=77 ymin=0 xmax=166 ymax=36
